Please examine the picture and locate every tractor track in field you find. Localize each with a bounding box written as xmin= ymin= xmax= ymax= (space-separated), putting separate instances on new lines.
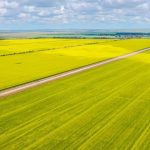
xmin=0 ymin=39 xmax=119 ymax=57
xmin=0 ymin=47 xmax=149 ymax=98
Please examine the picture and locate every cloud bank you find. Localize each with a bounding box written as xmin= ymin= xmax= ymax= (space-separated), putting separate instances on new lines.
xmin=0 ymin=0 xmax=150 ymax=29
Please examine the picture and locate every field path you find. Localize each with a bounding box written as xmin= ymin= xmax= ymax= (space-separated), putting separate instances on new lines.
xmin=0 ymin=47 xmax=149 ymax=98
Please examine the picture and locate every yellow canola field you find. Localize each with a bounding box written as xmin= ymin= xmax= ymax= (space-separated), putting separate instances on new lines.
xmin=0 ymin=38 xmax=149 ymax=90
xmin=0 ymin=38 xmax=108 ymax=55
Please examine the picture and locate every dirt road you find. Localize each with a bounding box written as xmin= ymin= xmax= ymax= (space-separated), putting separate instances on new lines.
xmin=0 ymin=47 xmax=149 ymax=98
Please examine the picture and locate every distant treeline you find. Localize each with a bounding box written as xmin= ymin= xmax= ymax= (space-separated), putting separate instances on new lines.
xmin=33 ymin=32 xmax=150 ymax=39
xmin=1 ymin=32 xmax=150 ymax=40
xmin=81 ymin=32 xmax=150 ymax=37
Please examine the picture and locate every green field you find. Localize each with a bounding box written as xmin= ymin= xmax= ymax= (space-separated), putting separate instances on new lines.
xmin=0 ymin=50 xmax=150 ymax=149
xmin=0 ymin=38 xmax=150 ymax=90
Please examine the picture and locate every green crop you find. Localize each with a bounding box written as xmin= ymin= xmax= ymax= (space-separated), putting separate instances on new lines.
xmin=0 ymin=51 xmax=149 ymax=150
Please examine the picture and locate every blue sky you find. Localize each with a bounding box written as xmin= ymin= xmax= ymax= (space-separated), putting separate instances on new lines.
xmin=0 ymin=0 xmax=150 ymax=30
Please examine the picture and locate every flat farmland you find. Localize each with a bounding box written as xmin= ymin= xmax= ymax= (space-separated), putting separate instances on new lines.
xmin=0 ymin=38 xmax=107 ymax=56
xmin=0 ymin=51 xmax=149 ymax=150
xmin=0 ymin=38 xmax=150 ymax=90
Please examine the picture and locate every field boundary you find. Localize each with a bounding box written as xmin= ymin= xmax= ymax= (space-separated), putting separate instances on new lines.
xmin=0 ymin=39 xmax=119 ymax=57
xmin=0 ymin=47 xmax=149 ymax=98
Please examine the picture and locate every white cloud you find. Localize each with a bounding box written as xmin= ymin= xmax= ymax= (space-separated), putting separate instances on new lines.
xmin=0 ymin=8 xmax=7 ymax=16
xmin=0 ymin=0 xmax=149 ymax=26
xmin=0 ymin=0 xmax=18 ymax=9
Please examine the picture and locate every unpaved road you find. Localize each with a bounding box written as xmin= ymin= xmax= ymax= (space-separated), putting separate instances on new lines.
xmin=0 ymin=47 xmax=149 ymax=98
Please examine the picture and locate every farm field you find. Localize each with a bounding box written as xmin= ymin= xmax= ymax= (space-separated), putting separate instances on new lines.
xmin=0 ymin=38 xmax=108 ymax=56
xmin=0 ymin=51 xmax=149 ymax=150
xmin=0 ymin=38 xmax=150 ymax=90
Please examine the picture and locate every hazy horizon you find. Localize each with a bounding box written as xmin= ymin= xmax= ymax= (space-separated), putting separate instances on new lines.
xmin=1 ymin=28 xmax=150 ymax=32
